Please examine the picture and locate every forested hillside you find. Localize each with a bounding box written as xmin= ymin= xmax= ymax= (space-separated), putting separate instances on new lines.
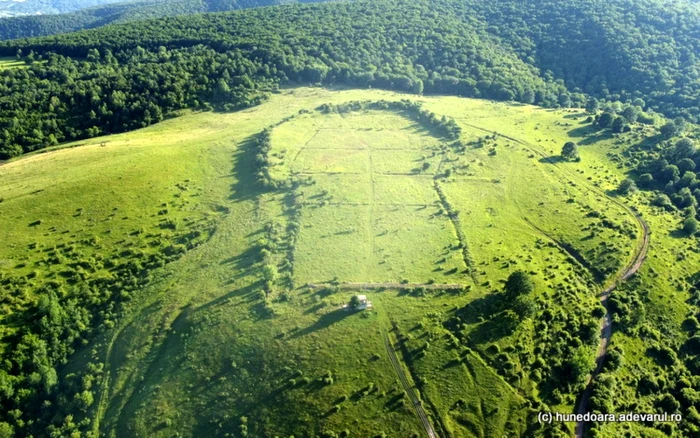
xmin=466 ymin=0 xmax=700 ymax=127
xmin=0 ymin=0 xmax=568 ymax=160
xmin=0 ymin=0 xmax=334 ymax=40
xmin=0 ymin=0 xmax=697 ymax=161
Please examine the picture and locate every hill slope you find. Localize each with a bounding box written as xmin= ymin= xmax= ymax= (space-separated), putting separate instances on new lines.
xmin=0 ymin=87 xmax=652 ymax=437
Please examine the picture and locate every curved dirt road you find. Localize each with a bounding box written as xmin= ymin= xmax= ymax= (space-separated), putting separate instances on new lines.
xmin=574 ymin=211 xmax=650 ymax=438
xmin=456 ymin=118 xmax=651 ymax=438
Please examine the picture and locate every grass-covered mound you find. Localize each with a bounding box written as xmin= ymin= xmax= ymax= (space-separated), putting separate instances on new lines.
xmin=2 ymin=87 xmax=691 ymax=437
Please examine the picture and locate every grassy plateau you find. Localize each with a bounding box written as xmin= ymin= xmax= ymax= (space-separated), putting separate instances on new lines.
xmin=1 ymin=87 xmax=692 ymax=437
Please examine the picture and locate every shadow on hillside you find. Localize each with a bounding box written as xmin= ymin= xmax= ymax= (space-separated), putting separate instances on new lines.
xmin=457 ymin=292 xmax=502 ymax=324
xmin=633 ymin=133 xmax=664 ymax=151
xmin=578 ymin=131 xmax=613 ymax=146
xmin=290 ymin=308 xmax=352 ymax=338
xmin=466 ymin=312 xmax=518 ymax=345
xmin=539 ymin=155 xmax=564 ymax=164
xmin=230 ymin=135 xmax=266 ymax=202
xmin=219 ymin=246 xmax=260 ymax=285
xmin=196 ymin=280 xmax=264 ymax=314
xmin=670 ymin=229 xmax=690 ymax=239
xmin=568 ymin=124 xmax=600 ymax=138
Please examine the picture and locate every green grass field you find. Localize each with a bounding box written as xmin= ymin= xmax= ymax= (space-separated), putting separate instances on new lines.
xmin=2 ymin=87 xmax=688 ymax=437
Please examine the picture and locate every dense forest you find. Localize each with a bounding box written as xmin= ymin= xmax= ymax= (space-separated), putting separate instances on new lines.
xmin=0 ymin=0 xmax=568 ymax=160
xmin=0 ymin=0 xmax=334 ymax=40
xmin=0 ymin=0 xmax=698 ymax=161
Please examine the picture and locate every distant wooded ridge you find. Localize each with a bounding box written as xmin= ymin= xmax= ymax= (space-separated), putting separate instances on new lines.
xmin=0 ymin=0 xmax=698 ymax=161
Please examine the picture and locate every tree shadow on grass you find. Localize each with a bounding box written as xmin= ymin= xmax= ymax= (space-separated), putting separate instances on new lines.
xmin=539 ymin=155 xmax=564 ymax=164
xmin=456 ymin=292 xmax=502 ymax=324
xmin=577 ymin=131 xmax=613 ymax=146
xmin=230 ymin=135 xmax=268 ymax=202
xmin=290 ymin=307 xmax=353 ymax=338
xmin=196 ymin=280 xmax=264 ymax=314
xmin=670 ymin=229 xmax=689 ymax=239
xmin=632 ymin=133 xmax=664 ymax=151
xmin=568 ymin=124 xmax=601 ymax=138
xmin=466 ymin=315 xmax=518 ymax=346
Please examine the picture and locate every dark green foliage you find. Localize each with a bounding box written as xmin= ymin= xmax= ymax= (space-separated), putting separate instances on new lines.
xmin=0 ymin=1 xmax=332 ymax=41
xmin=504 ymin=270 xmax=533 ymax=300
xmin=637 ymin=173 xmax=654 ymax=188
xmin=683 ymin=217 xmax=699 ymax=236
xmin=0 ymin=47 xmax=274 ymax=159
xmin=597 ymin=113 xmax=614 ymax=129
xmin=675 ymin=138 xmax=696 ymax=161
xmin=512 ymin=295 xmax=537 ymax=320
xmin=0 ymin=0 xmax=698 ymax=159
xmin=561 ymin=141 xmax=579 ymax=162
xmin=661 ymin=122 xmax=681 ymax=139
xmin=611 ymin=116 xmax=626 ymax=134
xmin=585 ymin=97 xmax=599 ymax=114
xmin=253 ymin=128 xmax=276 ymax=189
xmin=617 ymin=178 xmax=636 ymax=196
xmin=0 ymin=215 xmax=216 ymax=436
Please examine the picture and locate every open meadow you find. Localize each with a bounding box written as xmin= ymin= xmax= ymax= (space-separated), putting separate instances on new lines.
xmin=1 ymin=87 xmax=690 ymax=437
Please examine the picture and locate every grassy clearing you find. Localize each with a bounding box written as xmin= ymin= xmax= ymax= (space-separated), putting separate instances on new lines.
xmin=0 ymin=57 xmax=27 ymax=69
xmin=1 ymin=86 xmax=670 ymax=437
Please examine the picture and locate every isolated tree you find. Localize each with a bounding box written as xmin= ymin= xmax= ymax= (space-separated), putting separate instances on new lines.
xmin=504 ymin=270 xmax=534 ymax=300
xmin=561 ymin=142 xmax=580 ymax=161
xmin=617 ymin=178 xmax=637 ymax=195
xmin=683 ymin=217 xmax=699 ymax=236
xmin=349 ymin=295 xmax=360 ymax=309
xmin=513 ymin=295 xmax=537 ymax=320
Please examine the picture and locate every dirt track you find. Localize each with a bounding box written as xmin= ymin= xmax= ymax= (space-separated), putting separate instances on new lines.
xmin=574 ymin=211 xmax=650 ymax=438
xmin=383 ymin=331 xmax=438 ymax=438
xmin=456 ymin=118 xmax=651 ymax=437
xmin=307 ymin=282 xmax=464 ymax=290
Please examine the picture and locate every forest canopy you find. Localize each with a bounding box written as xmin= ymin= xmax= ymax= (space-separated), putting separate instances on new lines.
xmin=0 ymin=0 xmax=698 ymax=159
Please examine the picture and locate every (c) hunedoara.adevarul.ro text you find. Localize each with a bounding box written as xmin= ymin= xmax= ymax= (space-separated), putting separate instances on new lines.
xmin=538 ymin=411 xmax=683 ymax=424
